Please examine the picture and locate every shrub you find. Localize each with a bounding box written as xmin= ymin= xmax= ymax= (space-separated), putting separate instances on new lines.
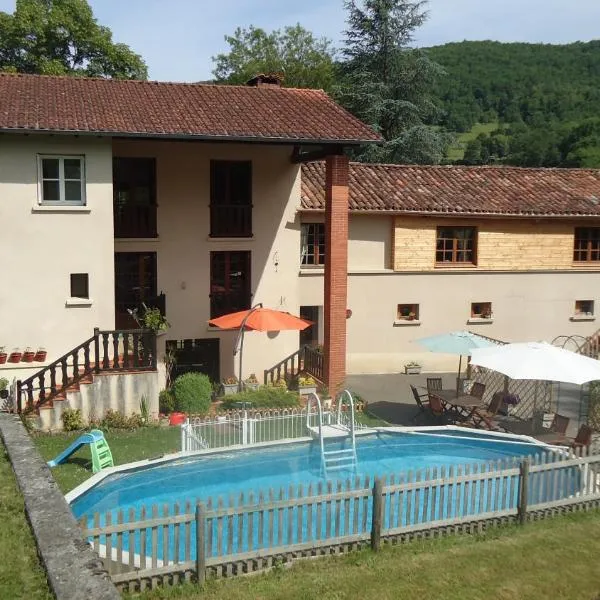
xmin=100 ymin=409 xmax=144 ymax=430
xmin=159 ymin=389 xmax=176 ymax=414
xmin=62 ymin=408 xmax=84 ymax=431
xmin=0 ymin=377 xmax=8 ymax=391
xmin=173 ymin=372 xmax=212 ymax=415
xmin=220 ymin=387 xmax=301 ymax=410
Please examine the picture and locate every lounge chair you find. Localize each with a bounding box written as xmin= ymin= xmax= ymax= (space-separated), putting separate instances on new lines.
xmin=410 ymin=385 xmax=430 ymax=422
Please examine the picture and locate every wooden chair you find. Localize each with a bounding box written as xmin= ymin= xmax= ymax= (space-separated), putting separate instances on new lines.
xmin=468 ymin=391 xmax=505 ymax=430
xmin=428 ymin=394 xmax=447 ymax=423
xmin=550 ymin=413 xmax=570 ymax=436
xmin=470 ymin=382 xmax=486 ymax=401
xmin=410 ymin=385 xmax=430 ymax=422
xmin=571 ymin=424 xmax=593 ymax=449
xmin=426 ymin=378 xmax=443 ymax=391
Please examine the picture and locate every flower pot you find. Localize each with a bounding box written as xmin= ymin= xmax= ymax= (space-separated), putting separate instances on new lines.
xmin=0 ymin=389 xmax=8 ymax=400
xmin=22 ymin=350 xmax=35 ymax=363
xmin=404 ymin=366 xmax=422 ymax=375
xmin=299 ymin=385 xmax=317 ymax=396
xmin=222 ymin=383 xmax=239 ymax=395
xmin=0 ymin=352 xmax=6 ymax=365
xmin=169 ymin=412 xmax=187 ymax=426
xmin=244 ymin=382 xmax=260 ymax=392
xmin=8 ymin=351 xmax=22 ymax=363
xmin=34 ymin=350 xmax=47 ymax=362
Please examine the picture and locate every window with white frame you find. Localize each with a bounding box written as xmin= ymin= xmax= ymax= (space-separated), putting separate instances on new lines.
xmin=38 ymin=156 xmax=85 ymax=205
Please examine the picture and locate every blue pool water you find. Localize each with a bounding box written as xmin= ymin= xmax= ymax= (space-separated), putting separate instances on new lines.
xmin=72 ymin=431 xmax=579 ymax=562
xmin=72 ymin=431 xmax=547 ymax=519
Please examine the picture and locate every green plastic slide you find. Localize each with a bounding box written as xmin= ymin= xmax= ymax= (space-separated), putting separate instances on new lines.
xmin=47 ymin=429 xmax=114 ymax=473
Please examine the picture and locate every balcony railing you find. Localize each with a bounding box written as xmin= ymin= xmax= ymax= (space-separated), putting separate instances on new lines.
xmin=210 ymin=204 xmax=252 ymax=237
xmin=114 ymin=204 xmax=157 ymax=238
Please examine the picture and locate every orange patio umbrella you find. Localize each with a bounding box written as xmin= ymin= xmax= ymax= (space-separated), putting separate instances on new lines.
xmin=208 ymin=303 xmax=313 ymax=391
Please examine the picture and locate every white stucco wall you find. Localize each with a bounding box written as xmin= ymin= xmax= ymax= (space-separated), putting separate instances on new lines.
xmin=113 ymin=140 xmax=302 ymax=382
xmin=300 ymin=268 xmax=600 ymax=374
xmin=0 ymin=134 xmax=115 ymax=376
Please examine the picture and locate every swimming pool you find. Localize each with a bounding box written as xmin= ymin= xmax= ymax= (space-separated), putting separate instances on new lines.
xmin=70 ymin=428 xmax=587 ymax=567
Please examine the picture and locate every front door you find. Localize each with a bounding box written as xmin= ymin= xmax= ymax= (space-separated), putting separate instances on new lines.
xmin=114 ymin=252 xmax=157 ymax=329
xmin=300 ymin=305 xmax=321 ymax=348
xmin=167 ymin=339 xmax=220 ymax=383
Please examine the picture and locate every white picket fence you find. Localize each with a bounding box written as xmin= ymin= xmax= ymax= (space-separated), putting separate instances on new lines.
xmin=180 ymin=408 xmax=368 ymax=452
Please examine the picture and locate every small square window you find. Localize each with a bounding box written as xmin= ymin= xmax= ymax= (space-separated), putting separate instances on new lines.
xmin=38 ymin=155 xmax=85 ymax=205
xmin=471 ymin=302 xmax=492 ymax=319
xmin=575 ymin=300 xmax=594 ymax=316
xmin=397 ymin=304 xmax=419 ymax=321
xmin=70 ymin=273 xmax=89 ymax=299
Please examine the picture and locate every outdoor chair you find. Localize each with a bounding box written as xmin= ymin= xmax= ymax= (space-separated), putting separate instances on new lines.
xmin=532 ymin=413 xmax=570 ymax=445
xmin=427 ymin=378 xmax=443 ymax=391
xmin=470 ymin=382 xmax=486 ymax=401
xmin=468 ymin=391 xmax=506 ymax=431
xmin=428 ymin=393 xmax=448 ymax=424
xmin=410 ymin=385 xmax=430 ymax=422
xmin=570 ymin=424 xmax=593 ymax=449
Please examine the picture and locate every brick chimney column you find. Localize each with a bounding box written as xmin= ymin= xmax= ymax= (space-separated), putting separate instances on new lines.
xmin=323 ymin=154 xmax=349 ymax=394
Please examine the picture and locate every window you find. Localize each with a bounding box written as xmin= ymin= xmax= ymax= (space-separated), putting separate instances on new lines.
xmin=210 ymin=161 xmax=252 ymax=237
xmin=575 ymin=300 xmax=594 ymax=316
xmin=471 ymin=302 xmax=492 ymax=319
xmin=70 ymin=273 xmax=89 ymax=299
xmin=113 ymin=157 xmax=157 ymax=238
xmin=210 ymin=251 xmax=251 ymax=318
xmin=397 ymin=303 xmax=419 ymax=321
xmin=38 ymin=156 xmax=85 ymax=205
xmin=574 ymin=228 xmax=600 ymax=262
xmin=436 ymin=227 xmax=477 ymax=265
xmin=301 ymin=223 xmax=325 ymax=266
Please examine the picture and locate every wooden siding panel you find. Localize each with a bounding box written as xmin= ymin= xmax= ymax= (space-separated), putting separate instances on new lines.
xmin=393 ymin=217 xmax=578 ymax=272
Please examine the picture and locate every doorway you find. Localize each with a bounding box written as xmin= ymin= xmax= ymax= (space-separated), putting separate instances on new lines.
xmin=300 ymin=306 xmax=322 ymax=348
xmin=114 ymin=252 xmax=158 ymax=329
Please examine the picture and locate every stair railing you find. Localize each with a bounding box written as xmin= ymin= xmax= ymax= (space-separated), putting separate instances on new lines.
xmin=16 ymin=328 xmax=157 ymax=413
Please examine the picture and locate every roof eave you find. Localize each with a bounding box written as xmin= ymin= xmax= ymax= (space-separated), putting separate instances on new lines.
xmin=298 ymin=207 xmax=600 ymax=219
xmin=0 ymin=127 xmax=381 ymax=146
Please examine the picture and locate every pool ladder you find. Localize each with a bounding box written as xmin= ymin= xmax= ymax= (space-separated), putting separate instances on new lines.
xmin=306 ymin=390 xmax=358 ymax=478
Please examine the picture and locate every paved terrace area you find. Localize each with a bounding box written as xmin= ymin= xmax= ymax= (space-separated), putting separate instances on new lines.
xmin=346 ymin=372 xmax=586 ymax=438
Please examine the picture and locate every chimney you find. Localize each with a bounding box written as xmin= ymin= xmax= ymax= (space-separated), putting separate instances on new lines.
xmin=246 ymin=73 xmax=283 ymax=88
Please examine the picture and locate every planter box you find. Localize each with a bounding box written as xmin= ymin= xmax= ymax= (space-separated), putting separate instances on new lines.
xmin=244 ymin=382 xmax=261 ymax=392
xmin=222 ymin=383 xmax=239 ymax=395
xmin=404 ymin=366 xmax=422 ymax=375
xmin=299 ymin=385 xmax=317 ymax=396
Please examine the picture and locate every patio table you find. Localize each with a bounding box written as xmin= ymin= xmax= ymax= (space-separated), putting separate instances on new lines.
xmin=430 ymin=389 xmax=486 ymax=421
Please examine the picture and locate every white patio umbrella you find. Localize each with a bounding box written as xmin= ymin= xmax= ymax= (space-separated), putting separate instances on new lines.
xmin=470 ymin=341 xmax=600 ymax=385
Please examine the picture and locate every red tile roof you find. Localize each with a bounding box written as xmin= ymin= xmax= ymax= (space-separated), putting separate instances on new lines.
xmin=0 ymin=73 xmax=380 ymax=144
xmin=301 ymin=162 xmax=600 ymax=217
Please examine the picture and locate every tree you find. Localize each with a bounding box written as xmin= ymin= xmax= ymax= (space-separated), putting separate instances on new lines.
xmin=212 ymin=24 xmax=335 ymax=90
xmin=337 ymin=0 xmax=447 ymax=164
xmin=0 ymin=0 xmax=147 ymax=79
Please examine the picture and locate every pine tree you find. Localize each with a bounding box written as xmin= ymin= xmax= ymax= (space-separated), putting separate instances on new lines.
xmin=338 ymin=0 xmax=448 ymax=164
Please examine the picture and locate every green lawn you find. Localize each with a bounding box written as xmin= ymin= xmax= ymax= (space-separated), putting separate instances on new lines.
xmin=33 ymin=411 xmax=386 ymax=493
xmin=34 ymin=426 xmax=181 ymax=493
xmin=447 ymin=122 xmax=500 ymax=161
xmin=133 ymin=510 xmax=600 ymax=600
xmin=0 ymin=442 xmax=52 ymax=600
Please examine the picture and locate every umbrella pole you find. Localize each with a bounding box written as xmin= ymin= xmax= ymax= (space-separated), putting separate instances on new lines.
xmin=456 ymin=355 xmax=463 ymax=397
xmin=238 ymin=328 xmax=245 ymax=393
xmin=234 ymin=303 xmax=263 ymax=393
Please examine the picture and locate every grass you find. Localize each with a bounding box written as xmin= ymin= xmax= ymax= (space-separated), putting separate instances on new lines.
xmin=447 ymin=122 xmax=500 ymax=161
xmin=132 ymin=510 xmax=600 ymax=600
xmin=0 ymin=441 xmax=52 ymax=600
xmin=33 ymin=426 xmax=181 ymax=493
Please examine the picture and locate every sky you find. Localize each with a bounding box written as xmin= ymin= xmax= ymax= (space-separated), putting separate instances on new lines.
xmin=1 ymin=0 xmax=600 ymax=82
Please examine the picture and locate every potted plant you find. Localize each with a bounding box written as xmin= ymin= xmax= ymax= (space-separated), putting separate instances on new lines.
xmin=8 ymin=348 xmax=22 ymax=363
xmin=0 ymin=378 xmax=8 ymax=400
xmin=142 ymin=306 xmax=170 ymax=336
xmin=404 ymin=361 xmax=422 ymax=375
xmin=298 ymin=375 xmax=317 ymax=396
xmin=222 ymin=376 xmax=239 ymax=395
xmin=244 ymin=373 xmax=261 ymax=392
xmin=34 ymin=347 xmax=47 ymax=362
xmin=0 ymin=347 xmax=6 ymax=365
xmin=22 ymin=347 xmax=36 ymax=362
xmin=268 ymin=377 xmax=288 ymax=390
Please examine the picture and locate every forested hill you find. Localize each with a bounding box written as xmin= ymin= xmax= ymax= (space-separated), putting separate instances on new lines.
xmin=427 ymin=41 xmax=600 ymax=167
